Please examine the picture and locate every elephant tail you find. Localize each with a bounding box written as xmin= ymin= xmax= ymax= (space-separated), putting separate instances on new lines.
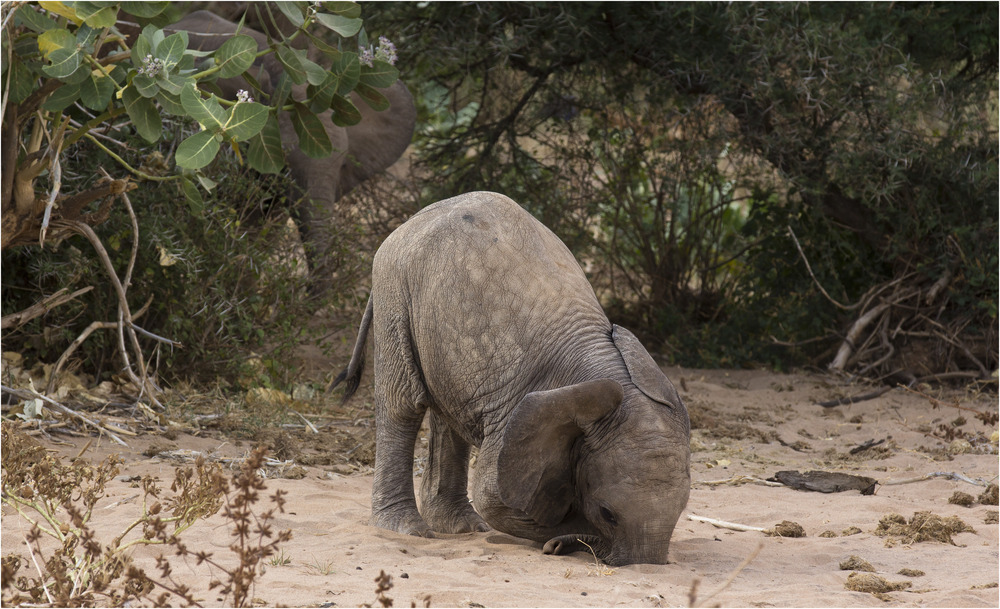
xmin=327 ymin=295 xmax=373 ymax=402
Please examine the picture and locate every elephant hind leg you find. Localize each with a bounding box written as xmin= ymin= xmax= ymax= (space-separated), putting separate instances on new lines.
xmin=419 ymin=410 xmax=490 ymax=534
xmin=370 ymin=302 xmax=434 ymax=537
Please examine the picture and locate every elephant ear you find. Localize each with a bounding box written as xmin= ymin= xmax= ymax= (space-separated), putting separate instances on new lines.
xmin=612 ymin=325 xmax=683 ymax=410
xmin=340 ymin=82 xmax=417 ymax=194
xmin=497 ymin=380 xmax=624 ymax=528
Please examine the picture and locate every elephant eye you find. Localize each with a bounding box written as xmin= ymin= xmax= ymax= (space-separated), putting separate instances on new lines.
xmin=599 ymin=506 xmax=618 ymax=527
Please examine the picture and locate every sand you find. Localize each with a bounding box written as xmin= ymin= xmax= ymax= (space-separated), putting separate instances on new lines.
xmin=3 ymin=367 xmax=998 ymax=608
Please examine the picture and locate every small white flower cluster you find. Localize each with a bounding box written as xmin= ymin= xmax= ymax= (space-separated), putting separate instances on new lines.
xmin=137 ymin=54 xmax=165 ymax=77
xmin=360 ymin=36 xmax=398 ymax=67
xmin=236 ymin=89 xmax=254 ymax=103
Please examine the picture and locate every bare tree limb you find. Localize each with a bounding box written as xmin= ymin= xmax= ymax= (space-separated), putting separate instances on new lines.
xmin=44 ymin=296 xmax=153 ymax=396
xmin=1 ymin=286 xmax=94 ymax=330
xmin=787 ymin=228 xmax=855 ymax=311
xmin=829 ymin=302 xmax=890 ymax=372
xmin=1 ymin=384 xmax=129 ymax=447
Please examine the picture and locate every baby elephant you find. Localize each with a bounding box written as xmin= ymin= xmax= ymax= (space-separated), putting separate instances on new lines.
xmin=332 ymin=191 xmax=690 ymax=566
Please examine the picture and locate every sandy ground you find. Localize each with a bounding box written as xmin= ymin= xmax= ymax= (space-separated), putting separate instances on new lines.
xmin=3 ymin=367 xmax=998 ymax=608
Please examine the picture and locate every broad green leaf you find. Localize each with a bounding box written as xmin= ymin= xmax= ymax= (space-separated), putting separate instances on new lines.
xmin=16 ymin=5 xmax=57 ymax=32
xmin=308 ymin=72 xmax=340 ymax=114
xmin=314 ymin=13 xmax=362 ymax=38
xmin=155 ymin=90 xmax=184 ymax=115
xmin=240 ymin=71 xmax=266 ymax=100
xmin=272 ymin=73 xmax=292 ymax=110
xmin=75 ymin=25 xmax=101 ymax=52
xmin=275 ymin=1 xmax=306 ymax=27
xmin=131 ymin=28 xmax=151 ymax=64
xmin=196 ymin=175 xmax=217 ymax=191
xmin=108 ymin=64 xmax=128 ymax=85
xmin=304 ymin=30 xmax=338 ymax=56
xmin=353 ymin=82 xmax=389 ymax=112
xmin=38 ymin=1 xmax=82 ymax=24
xmin=121 ymin=1 xmax=169 ymax=18
xmin=139 ymin=24 xmax=164 ymax=56
xmin=122 ymin=85 xmax=162 ymax=142
xmin=38 ymin=28 xmax=74 ymax=57
xmin=156 ymin=72 xmax=193 ymax=96
xmin=359 ymin=60 xmax=399 ymax=89
xmin=216 ymin=35 xmax=258 ymax=79
xmin=176 ymin=52 xmax=196 ymax=72
xmin=331 ymin=94 xmax=361 ymax=127
xmin=334 ymin=52 xmax=359 ymax=95
xmin=292 ymin=104 xmax=333 ymax=158
xmin=276 ymin=45 xmax=307 ymax=84
xmin=75 ymin=4 xmax=117 ymax=29
xmin=175 ymin=130 xmax=220 ymax=169
xmin=156 ymin=31 xmax=188 ymax=67
xmin=9 ymin=59 xmax=38 ymax=104
xmin=181 ymin=84 xmax=226 ymax=130
xmin=248 ymin=114 xmax=284 ymax=174
xmin=42 ymin=82 xmax=81 ymax=111
xmin=302 ymin=57 xmax=330 ymax=86
xmin=225 ymin=101 xmax=268 ymax=141
xmin=61 ymin=63 xmax=92 ymax=85
xmin=132 ymin=73 xmax=158 ymax=97
xmin=180 ymin=177 xmax=205 ymax=214
xmin=80 ymin=72 xmax=115 ymax=109
xmin=322 ymin=2 xmax=362 ymax=19
xmin=42 ymin=47 xmax=80 ymax=79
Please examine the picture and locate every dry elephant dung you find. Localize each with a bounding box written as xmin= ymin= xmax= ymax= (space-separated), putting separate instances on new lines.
xmin=874 ymin=511 xmax=975 ymax=545
xmin=845 ymin=572 xmax=912 ymax=594
xmin=949 ymin=491 xmax=975 ymax=507
xmin=839 ymin=555 xmax=875 ymax=572
xmin=770 ymin=470 xmax=877 ymax=494
xmin=978 ymin=483 xmax=999 ymax=505
xmin=768 ymin=520 xmax=806 ymax=538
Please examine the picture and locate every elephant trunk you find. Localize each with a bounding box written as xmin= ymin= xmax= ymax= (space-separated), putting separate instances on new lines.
xmin=541 ymin=534 xmax=609 ymax=560
xmin=544 ymin=527 xmax=677 ymax=566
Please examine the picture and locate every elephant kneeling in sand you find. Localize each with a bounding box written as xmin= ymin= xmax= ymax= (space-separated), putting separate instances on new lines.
xmin=332 ymin=191 xmax=691 ymax=566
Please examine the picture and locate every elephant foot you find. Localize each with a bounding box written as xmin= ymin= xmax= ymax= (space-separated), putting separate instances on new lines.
xmin=371 ymin=507 xmax=436 ymax=538
xmin=421 ymin=499 xmax=491 ymax=534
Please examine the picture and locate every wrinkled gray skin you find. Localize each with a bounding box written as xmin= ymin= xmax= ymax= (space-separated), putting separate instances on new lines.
xmin=167 ymin=11 xmax=416 ymax=289
xmin=332 ymin=192 xmax=691 ymax=566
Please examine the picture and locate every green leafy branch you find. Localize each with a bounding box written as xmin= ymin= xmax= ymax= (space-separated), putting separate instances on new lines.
xmin=2 ymin=0 xmax=400 ymax=249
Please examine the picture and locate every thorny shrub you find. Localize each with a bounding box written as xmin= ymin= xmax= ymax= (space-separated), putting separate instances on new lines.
xmin=1 ymin=423 xmax=290 ymax=607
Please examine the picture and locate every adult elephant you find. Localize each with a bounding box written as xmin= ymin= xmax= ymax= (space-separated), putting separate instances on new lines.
xmin=167 ymin=10 xmax=417 ymax=291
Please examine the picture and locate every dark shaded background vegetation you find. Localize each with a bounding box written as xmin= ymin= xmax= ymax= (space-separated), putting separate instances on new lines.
xmin=2 ymin=2 xmax=996 ymax=390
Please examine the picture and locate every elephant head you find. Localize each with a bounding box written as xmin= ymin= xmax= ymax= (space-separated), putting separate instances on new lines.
xmin=167 ymin=10 xmax=417 ymax=291
xmin=496 ymin=326 xmax=691 ymax=566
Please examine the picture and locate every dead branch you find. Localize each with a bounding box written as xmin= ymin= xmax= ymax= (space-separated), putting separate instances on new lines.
xmin=823 ymin=262 xmax=992 ymax=384
xmin=901 ymin=384 xmax=997 ymax=417
xmin=882 ymin=471 xmax=991 ymax=487
xmin=1 ymin=177 xmax=132 ymax=250
xmin=925 ymin=264 xmax=954 ymax=305
xmin=0 ymin=384 xmax=129 ymax=447
xmin=687 ymin=514 xmax=766 ymax=533
xmin=787 ymin=225 xmax=856 ymax=311
xmin=44 ymin=296 xmax=152 ymax=395
xmin=816 ymin=385 xmax=893 ymax=408
xmin=829 ymin=302 xmax=890 ymax=372
xmin=51 ymin=188 xmax=166 ymax=408
xmin=1 ymin=286 xmax=94 ymax=330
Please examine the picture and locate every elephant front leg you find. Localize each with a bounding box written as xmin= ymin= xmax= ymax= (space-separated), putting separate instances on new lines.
xmin=371 ymin=400 xmax=434 ymax=537
xmin=419 ymin=410 xmax=490 ymax=534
